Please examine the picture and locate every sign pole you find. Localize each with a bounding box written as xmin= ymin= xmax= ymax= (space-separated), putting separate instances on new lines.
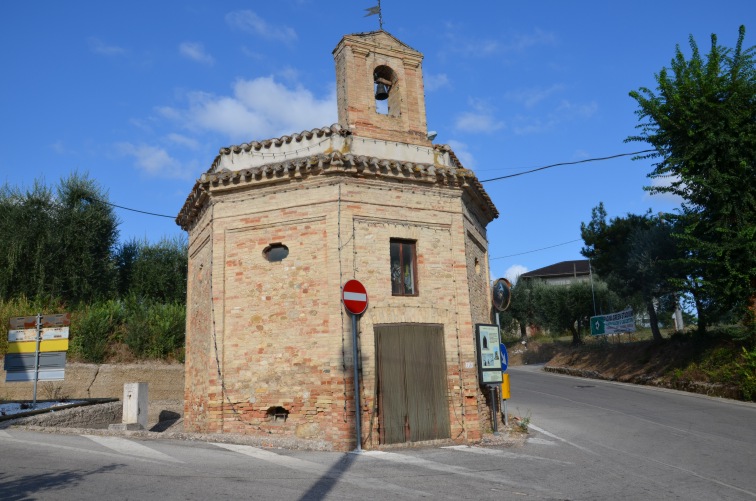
xmin=32 ymin=312 xmax=42 ymax=408
xmin=342 ymin=279 xmax=368 ymax=453
xmin=490 ymin=385 xmax=498 ymax=433
xmin=351 ymin=312 xmax=362 ymax=452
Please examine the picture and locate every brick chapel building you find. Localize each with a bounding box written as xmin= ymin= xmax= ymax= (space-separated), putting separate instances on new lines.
xmin=176 ymin=30 xmax=499 ymax=451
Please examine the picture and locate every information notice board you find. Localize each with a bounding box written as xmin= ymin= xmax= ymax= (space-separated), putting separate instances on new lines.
xmin=475 ymin=324 xmax=503 ymax=384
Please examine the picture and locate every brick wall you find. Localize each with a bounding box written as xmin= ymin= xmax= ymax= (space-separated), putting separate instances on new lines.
xmin=333 ymin=32 xmax=431 ymax=147
xmin=184 ymin=212 xmax=215 ymax=432
xmin=183 ymin=174 xmax=491 ymax=449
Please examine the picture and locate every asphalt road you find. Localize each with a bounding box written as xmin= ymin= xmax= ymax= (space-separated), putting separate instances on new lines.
xmin=1 ymin=366 xmax=754 ymax=500
xmin=506 ymin=364 xmax=756 ymax=500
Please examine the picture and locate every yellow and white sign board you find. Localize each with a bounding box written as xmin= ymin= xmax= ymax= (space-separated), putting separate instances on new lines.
xmin=6 ymin=339 xmax=69 ymax=354
xmin=8 ymin=326 xmax=69 ymax=342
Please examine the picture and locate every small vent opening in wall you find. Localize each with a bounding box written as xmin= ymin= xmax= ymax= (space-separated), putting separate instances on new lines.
xmin=266 ymin=406 xmax=289 ymax=422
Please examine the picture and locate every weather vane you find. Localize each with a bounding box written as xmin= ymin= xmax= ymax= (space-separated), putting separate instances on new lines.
xmin=364 ymin=0 xmax=384 ymax=30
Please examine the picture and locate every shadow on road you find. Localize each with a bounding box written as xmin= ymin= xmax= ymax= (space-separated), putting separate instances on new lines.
xmin=0 ymin=464 xmax=123 ymax=501
xmin=297 ymin=451 xmax=359 ymax=500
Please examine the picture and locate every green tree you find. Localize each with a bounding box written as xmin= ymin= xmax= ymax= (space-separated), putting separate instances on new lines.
xmin=535 ymin=280 xmax=610 ymax=345
xmin=501 ymin=278 xmax=542 ymax=340
xmin=115 ymin=236 xmax=187 ymax=303
xmin=0 ymin=173 xmax=118 ymax=305
xmin=0 ymin=181 xmax=56 ymax=300
xmin=581 ymin=204 xmax=683 ymax=341
xmin=501 ymin=275 xmax=622 ymax=344
xmin=49 ymin=174 xmax=119 ymax=304
xmin=627 ymin=25 xmax=756 ymax=328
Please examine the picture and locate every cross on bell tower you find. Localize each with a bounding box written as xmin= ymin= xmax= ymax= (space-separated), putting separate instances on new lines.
xmin=333 ymin=31 xmax=431 ymax=147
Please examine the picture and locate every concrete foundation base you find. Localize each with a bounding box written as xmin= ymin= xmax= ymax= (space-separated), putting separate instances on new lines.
xmin=108 ymin=422 xmax=145 ymax=431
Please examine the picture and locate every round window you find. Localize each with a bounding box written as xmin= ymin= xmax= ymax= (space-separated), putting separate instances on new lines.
xmin=263 ymin=243 xmax=289 ymax=262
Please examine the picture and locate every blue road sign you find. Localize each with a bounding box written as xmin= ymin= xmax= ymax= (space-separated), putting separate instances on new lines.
xmin=500 ymin=343 xmax=508 ymax=372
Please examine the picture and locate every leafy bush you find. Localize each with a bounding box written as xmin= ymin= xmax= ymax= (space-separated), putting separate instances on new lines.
xmin=123 ymin=297 xmax=185 ymax=359
xmin=737 ymin=347 xmax=756 ymax=401
xmin=70 ymin=300 xmax=123 ymax=363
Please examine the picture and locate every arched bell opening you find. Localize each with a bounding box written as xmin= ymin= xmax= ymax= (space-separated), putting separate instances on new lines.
xmin=374 ymin=65 xmax=399 ymax=117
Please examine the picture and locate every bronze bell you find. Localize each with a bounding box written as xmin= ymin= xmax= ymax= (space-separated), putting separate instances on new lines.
xmin=375 ymin=82 xmax=390 ymax=100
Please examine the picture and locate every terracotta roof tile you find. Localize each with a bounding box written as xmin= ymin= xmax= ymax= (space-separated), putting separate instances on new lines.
xmin=176 ymin=145 xmax=498 ymax=230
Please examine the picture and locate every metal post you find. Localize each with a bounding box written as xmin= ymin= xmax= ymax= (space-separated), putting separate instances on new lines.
xmin=32 ymin=312 xmax=42 ymax=408
xmin=589 ymin=259 xmax=597 ymax=317
xmin=490 ymin=385 xmax=498 ymax=434
xmin=351 ymin=313 xmax=362 ymax=452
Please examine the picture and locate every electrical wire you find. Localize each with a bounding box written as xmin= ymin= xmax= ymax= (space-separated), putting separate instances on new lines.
xmin=490 ymin=238 xmax=583 ymax=260
xmin=79 ymin=149 xmax=657 ymax=219
xmin=479 ymin=149 xmax=655 ymax=183
xmin=85 ymin=196 xmax=175 ymax=218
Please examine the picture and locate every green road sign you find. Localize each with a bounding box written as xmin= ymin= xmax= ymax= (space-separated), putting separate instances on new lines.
xmin=591 ymin=316 xmax=606 ymax=335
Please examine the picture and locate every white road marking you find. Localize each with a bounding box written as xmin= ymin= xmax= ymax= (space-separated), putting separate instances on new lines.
xmin=443 ymin=444 xmax=571 ymax=465
xmin=362 ymin=450 xmax=549 ymax=493
xmin=527 ymin=437 xmax=557 ymax=446
xmin=212 ymin=443 xmax=427 ymax=498
xmin=0 ymin=434 xmax=165 ymax=464
xmin=0 ymin=430 xmax=12 ymax=438
xmin=528 ymin=424 xmax=598 ymax=455
xmin=85 ymin=435 xmax=184 ymax=463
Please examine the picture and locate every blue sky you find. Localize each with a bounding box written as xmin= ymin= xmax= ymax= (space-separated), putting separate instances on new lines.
xmin=1 ymin=1 xmax=752 ymax=282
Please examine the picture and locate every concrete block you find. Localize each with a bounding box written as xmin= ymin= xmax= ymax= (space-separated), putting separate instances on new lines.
xmin=115 ymin=382 xmax=148 ymax=430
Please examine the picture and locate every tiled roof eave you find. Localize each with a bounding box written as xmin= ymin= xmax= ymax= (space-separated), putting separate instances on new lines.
xmin=209 ymin=124 xmax=349 ymax=174
xmin=175 ymin=150 xmax=498 ymax=231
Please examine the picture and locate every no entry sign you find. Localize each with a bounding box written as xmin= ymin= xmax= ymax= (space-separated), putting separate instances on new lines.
xmin=342 ymin=279 xmax=368 ymax=315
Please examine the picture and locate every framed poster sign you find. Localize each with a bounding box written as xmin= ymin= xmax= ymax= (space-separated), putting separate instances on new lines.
xmin=475 ymin=324 xmax=502 ymax=385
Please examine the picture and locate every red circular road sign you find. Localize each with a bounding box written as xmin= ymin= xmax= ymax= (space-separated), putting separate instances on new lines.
xmin=342 ymin=279 xmax=368 ymax=315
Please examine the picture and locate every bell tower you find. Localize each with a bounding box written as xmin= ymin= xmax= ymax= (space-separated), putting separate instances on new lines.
xmin=333 ymin=31 xmax=431 ymax=147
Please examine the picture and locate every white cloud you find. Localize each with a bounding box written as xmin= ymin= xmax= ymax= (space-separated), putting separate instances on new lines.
xmin=511 ymin=116 xmax=552 ymax=135
xmin=504 ymin=265 xmax=528 ymax=284
xmin=240 ymin=46 xmax=264 ymax=60
xmin=447 ymin=140 xmax=475 ymax=170
xmin=88 ymin=37 xmax=126 ymax=56
xmin=276 ymin=66 xmax=300 ymax=82
xmin=179 ymin=42 xmax=214 ymax=65
xmin=443 ymin=25 xmax=556 ymax=58
xmin=50 ymin=140 xmax=73 ymax=155
xmin=555 ymin=99 xmax=598 ymax=119
xmin=225 ymin=10 xmax=297 ymax=44
xmin=117 ymin=143 xmax=193 ymax=179
xmin=509 ymin=99 xmax=598 ymax=135
xmin=173 ymin=76 xmax=336 ymax=140
xmin=166 ymin=133 xmax=200 ymax=150
xmin=454 ymin=99 xmax=504 ymax=133
xmin=502 ymin=28 xmax=557 ymax=52
xmin=155 ymin=106 xmax=182 ymax=121
xmin=424 ymin=72 xmax=450 ymax=91
xmin=505 ymin=84 xmax=565 ymax=108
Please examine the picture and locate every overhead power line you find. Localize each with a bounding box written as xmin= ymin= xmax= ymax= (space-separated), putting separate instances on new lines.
xmin=490 ymin=239 xmax=583 ymax=260
xmin=479 ymin=149 xmax=655 ymax=183
xmin=81 ymin=149 xmax=656 ymax=219
xmin=85 ymin=196 xmax=175 ymax=219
